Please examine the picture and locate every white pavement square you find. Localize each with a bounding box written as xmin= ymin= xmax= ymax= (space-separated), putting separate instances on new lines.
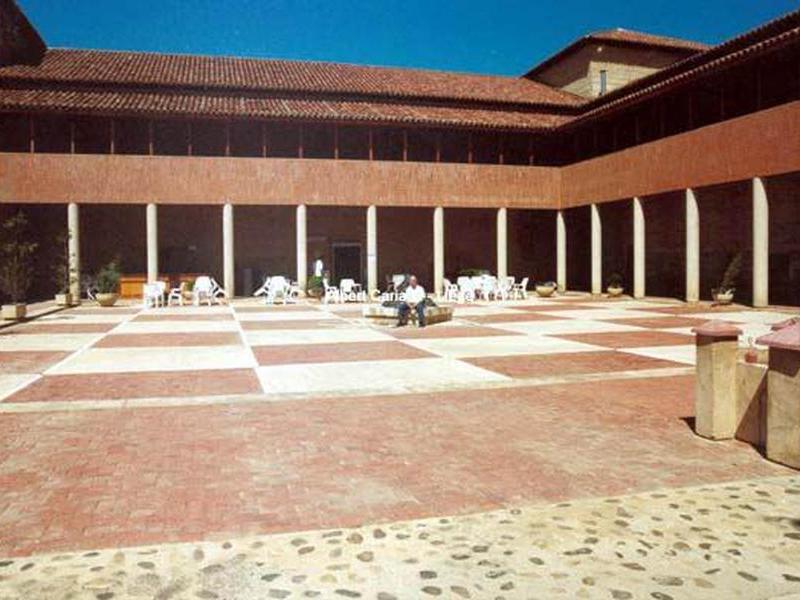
xmin=256 ymin=357 xmax=508 ymax=396
xmin=620 ymin=344 xmax=697 ymax=366
xmin=491 ymin=319 xmax=644 ymax=336
xmin=543 ymin=308 xmax=673 ymax=321
xmin=235 ymin=311 xmax=335 ymax=322
xmin=0 ymin=333 xmax=102 ymax=351
xmin=0 ymin=374 xmax=38 ymax=401
xmin=47 ymin=345 xmax=256 ymax=374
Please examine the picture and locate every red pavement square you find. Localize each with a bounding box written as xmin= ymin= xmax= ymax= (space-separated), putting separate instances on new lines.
xmin=640 ymin=304 xmax=747 ymax=315
xmin=465 ymin=312 xmax=563 ymax=324
xmin=0 ymin=375 xmax=789 ymax=557
xmin=466 ymin=350 xmax=684 ymax=378
xmin=68 ymin=308 xmax=140 ymax=315
xmin=553 ymin=330 xmax=694 ymax=348
xmin=133 ymin=313 xmax=234 ymax=321
xmin=253 ymin=341 xmax=434 ymax=365
xmin=388 ymin=324 xmax=520 ymax=339
xmin=603 ymin=316 xmax=717 ymax=329
xmin=5 ymin=368 xmax=262 ymax=403
xmin=0 ymin=323 xmax=117 ymax=334
xmin=94 ymin=332 xmax=243 ymax=348
xmin=240 ymin=319 xmax=345 ymax=330
xmin=514 ymin=304 xmax=598 ymax=312
xmin=0 ymin=351 xmax=70 ymax=374
xmin=235 ymin=305 xmax=319 ymax=313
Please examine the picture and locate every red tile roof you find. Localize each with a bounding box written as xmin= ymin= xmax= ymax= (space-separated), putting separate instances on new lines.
xmin=0 ymin=48 xmax=582 ymax=108
xmin=523 ymin=28 xmax=708 ymax=79
xmin=586 ymin=29 xmax=710 ymax=52
xmin=0 ymin=85 xmax=571 ymax=130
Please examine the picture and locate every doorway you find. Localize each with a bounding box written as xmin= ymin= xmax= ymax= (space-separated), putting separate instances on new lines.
xmin=332 ymin=243 xmax=362 ymax=284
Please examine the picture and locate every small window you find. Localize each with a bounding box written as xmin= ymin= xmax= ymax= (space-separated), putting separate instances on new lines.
xmin=599 ymin=70 xmax=608 ymax=96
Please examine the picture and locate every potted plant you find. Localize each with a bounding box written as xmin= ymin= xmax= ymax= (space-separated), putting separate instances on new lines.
xmin=94 ymin=260 xmax=121 ymax=307
xmin=535 ymin=280 xmax=557 ymax=297
xmin=52 ymin=232 xmax=75 ymax=306
xmin=607 ymin=272 xmax=624 ymax=297
xmin=306 ymin=275 xmax=324 ymax=299
xmin=0 ymin=212 xmax=38 ymax=320
xmin=712 ymin=251 xmax=742 ymax=306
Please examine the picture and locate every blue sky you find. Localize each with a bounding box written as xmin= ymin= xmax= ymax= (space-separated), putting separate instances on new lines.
xmin=18 ymin=0 xmax=799 ymax=76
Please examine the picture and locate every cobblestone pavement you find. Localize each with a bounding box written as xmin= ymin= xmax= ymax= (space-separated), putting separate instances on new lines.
xmin=0 ymin=295 xmax=798 ymax=598
xmin=1 ymin=475 xmax=799 ymax=599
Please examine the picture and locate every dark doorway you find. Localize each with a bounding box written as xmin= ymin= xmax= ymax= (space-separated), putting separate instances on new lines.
xmin=333 ymin=243 xmax=362 ymax=284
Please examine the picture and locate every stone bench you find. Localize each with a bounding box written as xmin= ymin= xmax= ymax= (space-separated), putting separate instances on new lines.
xmin=362 ymin=304 xmax=454 ymax=326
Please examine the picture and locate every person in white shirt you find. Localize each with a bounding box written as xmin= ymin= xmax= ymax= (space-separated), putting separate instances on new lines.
xmin=313 ymin=257 xmax=324 ymax=278
xmin=398 ymin=275 xmax=427 ymax=327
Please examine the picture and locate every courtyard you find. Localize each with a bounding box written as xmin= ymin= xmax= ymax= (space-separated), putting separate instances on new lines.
xmin=1 ymin=295 xmax=799 ymax=599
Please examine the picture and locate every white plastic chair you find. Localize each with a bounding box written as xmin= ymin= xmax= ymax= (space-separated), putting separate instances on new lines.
xmin=323 ymin=278 xmax=341 ymax=304
xmin=168 ymin=281 xmax=188 ymax=306
xmin=458 ymin=279 xmax=477 ymax=303
xmin=210 ymin=277 xmax=228 ymax=304
xmin=340 ymin=278 xmax=364 ymax=301
xmin=512 ymin=277 xmax=529 ymax=300
xmin=442 ymin=278 xmax=459 ymax=302
xmin=265 ymin=275 xmax=288 ymax=304
xmin=193 ymin=276 xmax=214 ymax=306
xmin=253 ymin=276 xmax=271 ymax=297
xmin=143 ymin=283 xmax=164 ymax=308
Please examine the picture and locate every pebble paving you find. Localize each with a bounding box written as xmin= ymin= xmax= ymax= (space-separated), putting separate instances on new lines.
xmin=2 ymin=475 xmax=799 ymax=600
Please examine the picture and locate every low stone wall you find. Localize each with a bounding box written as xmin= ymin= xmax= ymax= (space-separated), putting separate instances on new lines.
xmin=362 ymin=304 xmax=454 ymax=326
xmin=735 ymin=361 xmax=767 ymax=449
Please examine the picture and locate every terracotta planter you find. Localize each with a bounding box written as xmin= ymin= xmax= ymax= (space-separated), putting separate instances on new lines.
xmin=535 ymin=284 xmax=556 ymax=298
xmin=607 ymin=286 xmax=624 ymax=297
xmin=2 ymin=303 xmax=27 ymax=320
xmin=96 ymin=292 xmax=119 ymax=307
xmin=55 ymin=293 xmax=73 ymax=306
xmin=713 ymin=291 xmax=734 ymax=305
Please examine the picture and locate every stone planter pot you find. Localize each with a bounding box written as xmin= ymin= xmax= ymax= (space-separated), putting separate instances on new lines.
xmin=2 ymin=303 xmax=27 ymax=320
xmin=607 ymin=286 xmax=624 ymax=298
xmin=96 ymin=292 xmax=119 ymax=307
xmin=713 ymin=290 xmax=734 ymax=305
xmin=535 ymin=284 xmax=556 ymax=298
xmin=55 ymin=293 xmax=73 ymax=306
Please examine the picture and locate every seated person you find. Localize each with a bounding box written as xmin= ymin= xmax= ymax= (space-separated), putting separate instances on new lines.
xmin=398 ymin=275 xmax=427 ymax=327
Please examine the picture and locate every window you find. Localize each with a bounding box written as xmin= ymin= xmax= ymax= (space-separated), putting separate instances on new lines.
xmin=599 ymin=70 xmax=608 ymax=96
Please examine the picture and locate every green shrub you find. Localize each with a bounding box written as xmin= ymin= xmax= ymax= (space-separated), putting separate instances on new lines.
xmin=607 ymin=272 xmax=624 ymax=288
xmin=0 ymin=211 xmax=38 ymax=303
xmin=307 ymin=275 xmax=324 ymax=295
xmin=457 ymin=268 xmax=490 ymax=277
xmin=95 ymin=260 xmax=121 ymax=294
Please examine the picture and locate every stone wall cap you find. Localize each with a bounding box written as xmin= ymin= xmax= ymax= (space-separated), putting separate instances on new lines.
xmin=692 ymin=319 xmax=742 ymax=338
xmin=771 ymin=316 xmax=800 ymax=331
xmin=757 ymin=322 xmax=800 ymax=351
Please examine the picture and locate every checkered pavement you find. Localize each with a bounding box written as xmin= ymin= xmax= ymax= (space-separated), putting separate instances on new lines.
xmin=1 ymin=295 xmax=796 ymax=408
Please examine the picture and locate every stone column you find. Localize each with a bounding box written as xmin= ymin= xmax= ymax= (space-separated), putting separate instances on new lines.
xmin=556 ymin=210 xmax=566 ymax=292
xmin=496 ymin=207 xmax=507 ymax=280
xmin=366 ymin=205 xmax=377 ymax=295
xmin=692 ymin=320 xmax=742 ymax=440
xmin=296 ymin=204 xmax=307 ymax=293
xmin=633 ymin=197 xmax=645 ymax=299
xmin=222 ymin=203 xmax=235 ymax=298
xmin=433 ymin=206 xmax=444 ymax=297
xmin=685 ymin=188 xmax=700 ymax=303
xmin=752 ymin=177 xmax=769 ymax=308
xmin=67 ymin=202 xmax=80 ymax=301
xmin=757 ymin=323 xmax=800 ymax=469
xmin=146 ymin=203 xmax=158 ymax=283
xmin=590 ymin=203 xmax=602 ymax=296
